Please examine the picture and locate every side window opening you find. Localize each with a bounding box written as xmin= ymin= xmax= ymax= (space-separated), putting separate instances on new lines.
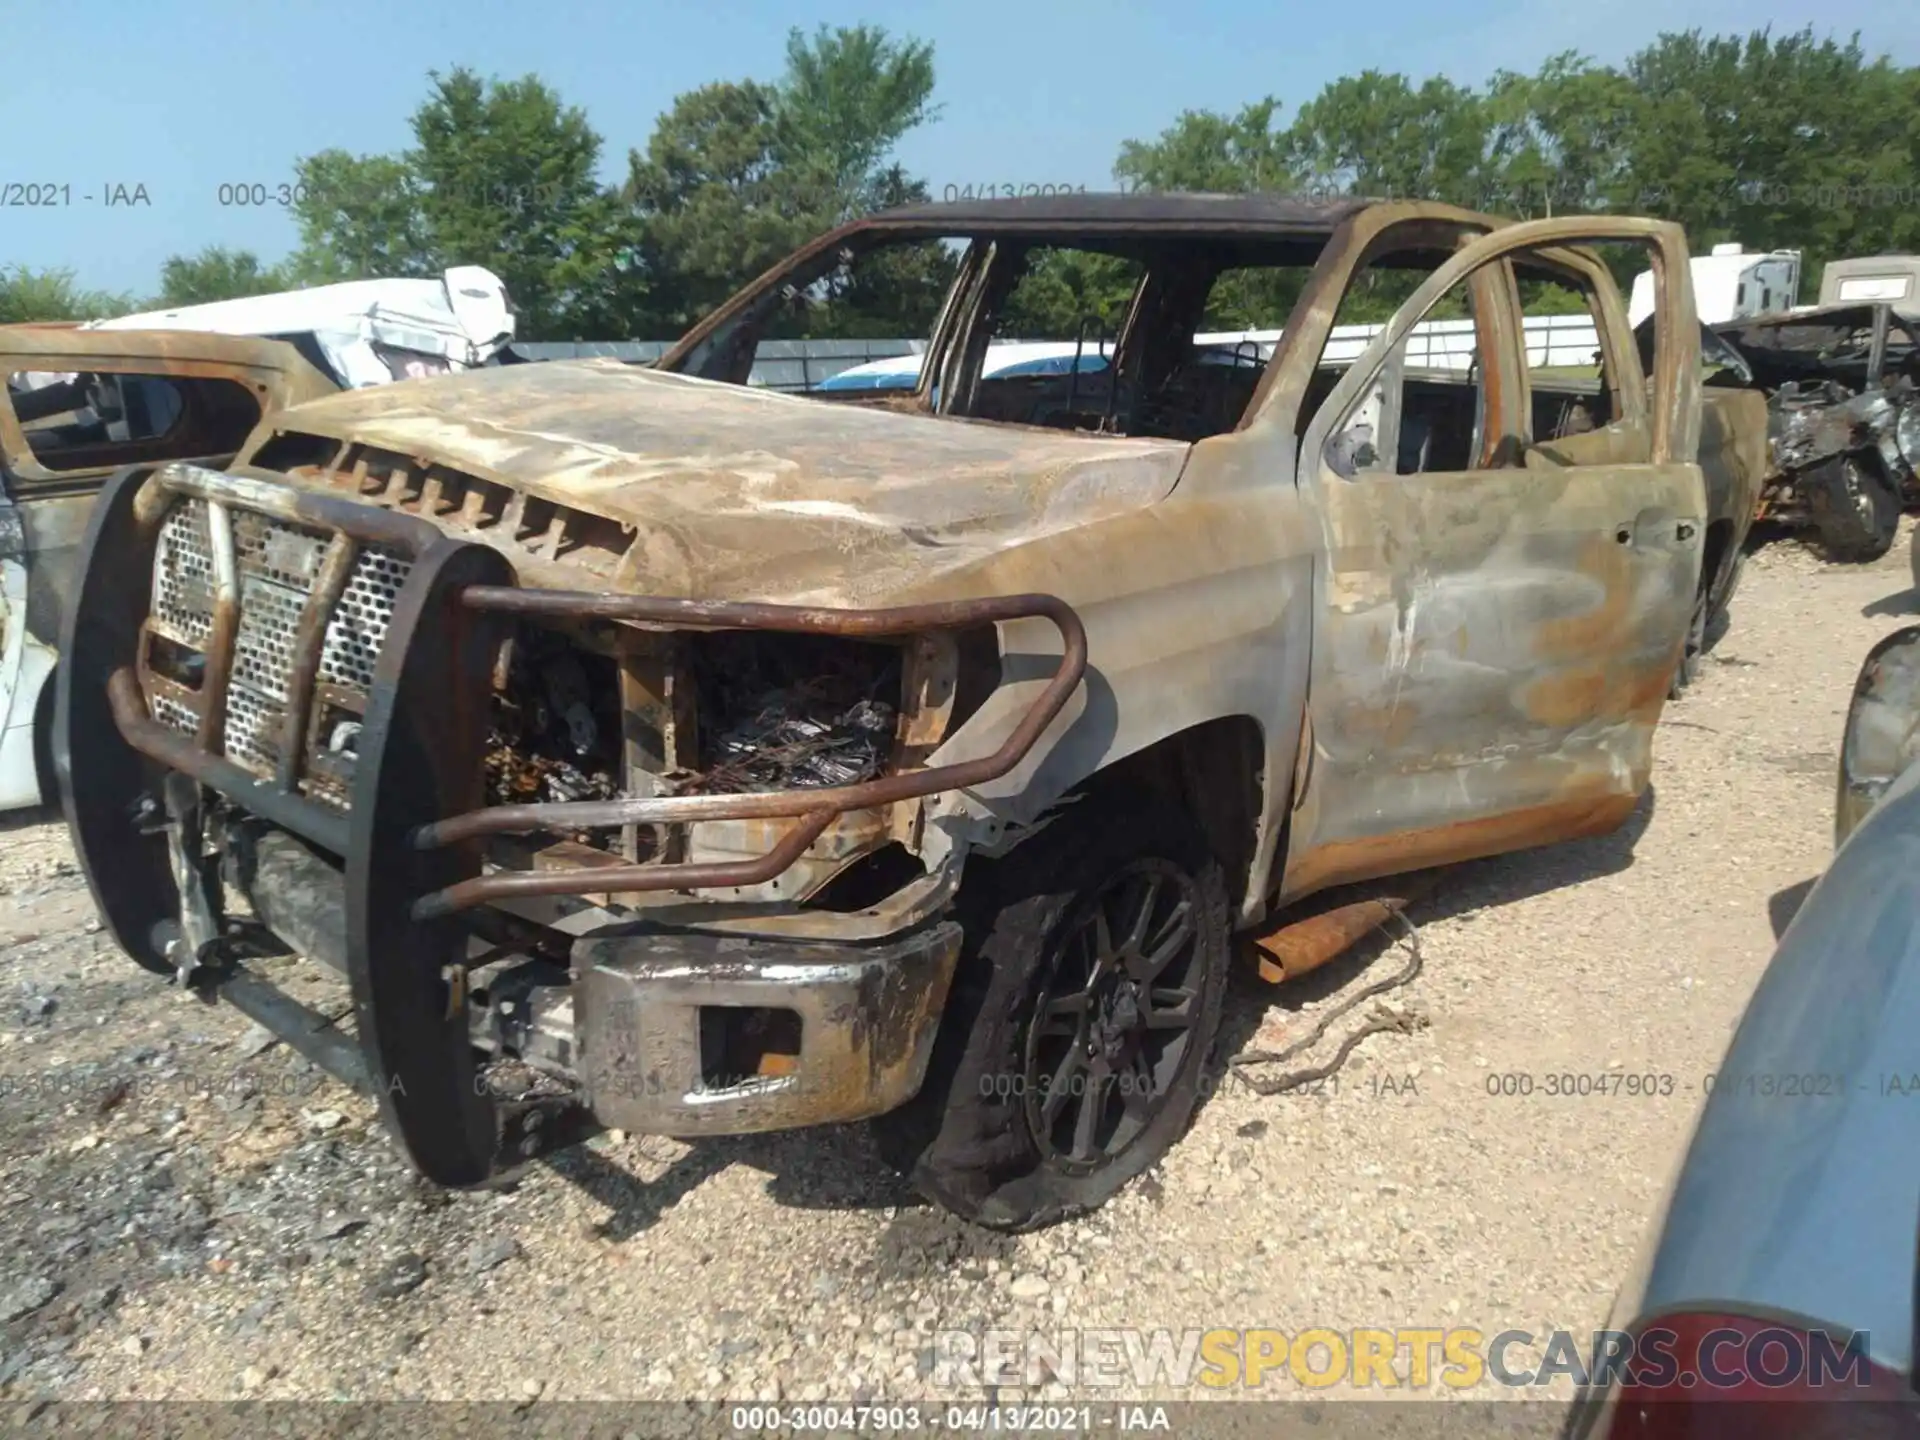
xmin=1319 ymin=232 xmax=1672 ymax=483
xmin=5 ymin=370 xmax=264 ymax=475
xmin=968 ymin=245 xmax=1146 ymax=432
xmin=1512 ymin=265 xmax=1615 ymax=444
xmin=1323 ymin=266 xmax=1502 ymax=480
xmin=1514 ymin=238 xmax=1665 ymax=467
xmin=1124 ymin=262 xmax=1306 ymax=444
xmin=971 ymin=249 xmax=1321 ymax=443
xmin=971 ymin=249 xmax=1318 ymax=443
xmin=1296 ymin=237 xmax=1485 ymax=445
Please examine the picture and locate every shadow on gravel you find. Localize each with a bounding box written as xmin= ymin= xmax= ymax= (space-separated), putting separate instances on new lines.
xmin=549 ymin=1123 xmax=913 ymax=1242
xmin=1863 ymin=589 xmax=1920 ymax=618
xmin=1767 ymin=877 xmax=1816 ymax=939
xmin=1212 ymin=784 xmax=1660 ymax=1083
xmin=0 ymin=800 xmax=62 ymax=834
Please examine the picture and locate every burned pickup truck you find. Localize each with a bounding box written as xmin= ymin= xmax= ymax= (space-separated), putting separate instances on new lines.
xmin=62 ymin=196 xmax=1736 ymax=1230
xmin=1711 ymin=302 xmax=1920 ymax=561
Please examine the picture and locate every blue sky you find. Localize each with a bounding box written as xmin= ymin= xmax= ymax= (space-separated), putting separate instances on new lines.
xmin=2 ymin=0 xmax=1912 ymax=298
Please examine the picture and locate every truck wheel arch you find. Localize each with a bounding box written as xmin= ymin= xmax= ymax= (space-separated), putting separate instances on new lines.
xmin=1059 ymin=715 xmax=1267 ymax=915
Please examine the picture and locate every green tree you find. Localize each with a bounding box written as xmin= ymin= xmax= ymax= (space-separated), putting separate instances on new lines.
xmin=622 ymin=79 xmax=806 ymax=333
xmin=409 ymin=68 xmax=641 ymax=338
xmin=1283 ymin=71 xmax=1494 ymax=207
xmin=1613 ymin=29 xmax=1920 ymax=286
xmin=1113 ymin=98 xmax=1296 ymax=194
xmin=1482 ymin=54 xmax=1642 ymax=218
xmin=1108 ymin=99 xmax=1313 ymax=330
xmin=156 ymin=247 xmax=290 ymax=306
xmin=0 ymin=266 xmax=136 ymax=324
xmin=774 ymin=23 xmax=939 ymax=212
xmin=289 ymin=150 xmax=432 ymax=284
xmin=1107 ymin=32 xmax=1920 ymax=326
xmin=782 ymin=166 xmax=955 ymax=340
xmin=995 ymin=249 xmax=1142 ymax=340
xmin=287 ymin=72 xmax=644 ymax=338
xmin=625 ymin=25 xmax=943 ymax=337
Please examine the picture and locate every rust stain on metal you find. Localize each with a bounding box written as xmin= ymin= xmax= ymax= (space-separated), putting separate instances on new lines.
xmin=1253 ymin=894 xmax=1413 ymax=983
xmin=193 ymin=501 xmax=240 ymax=757
xmin=1284 ymin=787 xmax=1639 ymax=899
xmin=1535 ymin=531 xmax=1634 ymax=657
xmin=415 ymin=807 xmax=837 ymax=917
xmin=1251 ymin=869 xmax=1440 ymax=983
xmin=277 ymin=533 xmax=359 ymax=789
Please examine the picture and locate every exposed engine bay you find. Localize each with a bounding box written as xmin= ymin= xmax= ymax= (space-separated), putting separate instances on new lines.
xmin=687 ymin=632 xmax=900 ymax=795
xmin=482 ymin=620 xmax=906 ymax=863
xmin=485 ymin=626 xmax=624 ymax=811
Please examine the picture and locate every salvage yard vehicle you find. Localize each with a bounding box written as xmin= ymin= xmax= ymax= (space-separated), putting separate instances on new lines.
xmin=62 ymin=194 xmax=1744 ymax=1230
xmin=1 ymin=271 xmax=517 ymax=813
xmin=1 ymin=328 xmax=341 ymax=810
xmin=1711 ymin=302 xmax=1920 ymax=562
xmin=1570 ymin=631 xmax=1920 ymax=1439
xmin=89 ymin=264 xmax=516 ymax=389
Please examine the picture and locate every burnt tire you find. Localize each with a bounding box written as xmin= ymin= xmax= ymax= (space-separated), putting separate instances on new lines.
xmin=872 ymin=796 xmax=1230 ymax=1231
xmin=1668 ymin=590 xmax=1707 ymax=699
xmin=1706 ymin=549 xmax=1742 ymax=652
xmin=31 ymin=672 xmax=57 ymax=812
xmin=1810 ymin=455 xmax=1900 ymax=563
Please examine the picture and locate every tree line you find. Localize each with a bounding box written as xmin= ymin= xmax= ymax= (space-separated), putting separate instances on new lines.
xmin=4 ymin=25 xmax=1917 ymax=338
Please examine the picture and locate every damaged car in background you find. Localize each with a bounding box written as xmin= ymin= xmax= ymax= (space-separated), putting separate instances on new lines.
xmin=1570 ymin=629 xmax=1920 ymax=1439
xmin=1 ymin=330 xmax=341 ymax=812
xmin=60 ymin=194 xmax=1745 ymax=1230
xmin=0 ymin=267 xmax=516 ymax=812
xmin=1711 ymin=302 xmax=1920 ymax=562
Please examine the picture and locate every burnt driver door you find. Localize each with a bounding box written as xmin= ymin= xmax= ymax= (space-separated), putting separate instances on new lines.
xmin=1281 ymin=217 xmax=1705 ymax=899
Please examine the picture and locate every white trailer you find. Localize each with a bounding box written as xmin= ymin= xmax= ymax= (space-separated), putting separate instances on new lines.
xmin=1630 ymin=243 xmax=1801 ymax=327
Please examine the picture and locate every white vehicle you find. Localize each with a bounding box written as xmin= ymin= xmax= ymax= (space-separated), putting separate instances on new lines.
xmin=1629 ymin=242 xmax=1801 ymax=328
xmin=85 ymin=265 xmax=514 ymax=387
xmin=817 ymin=340 xmax=1110 ymax=391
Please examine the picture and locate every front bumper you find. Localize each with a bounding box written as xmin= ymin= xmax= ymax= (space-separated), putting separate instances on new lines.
xmin=59 ymin=461 xmax=1079 ymax=1186
xmin=574 ymin=920 xmax=961 ymax=1135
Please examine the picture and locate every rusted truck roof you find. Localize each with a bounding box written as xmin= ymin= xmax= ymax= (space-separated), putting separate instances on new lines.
xmin=866 ymin=191 xmax=1380 ymax=235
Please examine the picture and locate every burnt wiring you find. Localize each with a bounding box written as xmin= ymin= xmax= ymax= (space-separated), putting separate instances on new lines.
xmin=1227 ymin=910 xmax=1430 ymax=1096
xmin=484 ymin=630 xmax=622 ymax=817
xmin=686 ymin=634 xmax=900 ymax=795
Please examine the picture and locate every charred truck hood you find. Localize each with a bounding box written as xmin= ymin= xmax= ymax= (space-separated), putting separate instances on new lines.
xmin=240 ymin=359 xmax=1194 ymax=605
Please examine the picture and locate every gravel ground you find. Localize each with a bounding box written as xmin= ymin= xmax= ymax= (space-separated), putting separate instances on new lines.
xmin=1 ymin=523 xmax=1913 ymax=1420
